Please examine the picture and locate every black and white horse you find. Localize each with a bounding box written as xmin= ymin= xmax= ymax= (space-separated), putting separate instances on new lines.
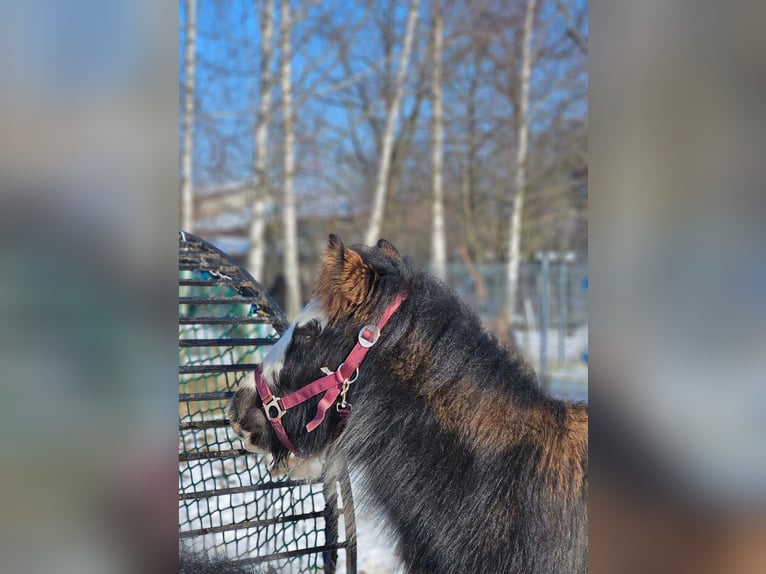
xmin=228 ymin=235 xmax=588 ymax=573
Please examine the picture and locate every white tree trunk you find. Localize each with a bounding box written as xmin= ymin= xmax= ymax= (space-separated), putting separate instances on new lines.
xmin=247 ymin=0 xmax=275 ymax=281
xmin=462 ymin=52 xmax=479 ymax=261
xmin=506 ymin=0 xmax=537 ymax=324
xmin=180 ymin=0 xmax=197 ymax=232
xmin=365 ymin=0 xmax=420 ymax=245
xmin=280 ymin=0 xmax=301 ymax=318
xmin=430 ymin=0 xmax=446 ymax=280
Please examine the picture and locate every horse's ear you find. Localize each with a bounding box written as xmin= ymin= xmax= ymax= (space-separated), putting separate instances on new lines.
xmin=328 ymin=233 xmax=343 ymax=253
xmin=376 ymin=238 xmax=400 ymax=258
xmin=318 ymin=234 xmax=375 ymax=319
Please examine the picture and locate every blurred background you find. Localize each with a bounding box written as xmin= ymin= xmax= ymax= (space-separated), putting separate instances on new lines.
xmin=178 ymin=0 xmax=589 ymax=400
xmin=2 ymin=0 xmax=765 ymax=572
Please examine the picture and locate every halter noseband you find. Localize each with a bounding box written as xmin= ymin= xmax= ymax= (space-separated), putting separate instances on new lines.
xmin=254 ymin=292 xmax=407 ymax=456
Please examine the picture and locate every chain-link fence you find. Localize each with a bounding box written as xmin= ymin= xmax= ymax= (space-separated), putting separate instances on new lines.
xmin=446 ymin=259 xmax=588 ymax=402
xmin=179 ymin=232 xmax=356 ymax=573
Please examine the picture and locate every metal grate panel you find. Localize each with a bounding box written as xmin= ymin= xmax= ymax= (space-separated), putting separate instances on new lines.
xmin=178 ymin=231 xmax=356 ymax=573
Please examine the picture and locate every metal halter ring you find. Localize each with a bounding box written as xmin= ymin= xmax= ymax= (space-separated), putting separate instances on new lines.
xmin=358 ymin=325 xmax=380 ymax=348
xmin=263 ymin=397 xmax=285 ymax=420
xmin=336 ymin=363 xmax=359 ymax=384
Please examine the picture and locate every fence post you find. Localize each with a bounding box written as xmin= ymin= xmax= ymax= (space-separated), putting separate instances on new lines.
xmin=557 ymin=262 xmax=565 ymax=365
xmin=537 ymin=253 xmax=551 ymax=386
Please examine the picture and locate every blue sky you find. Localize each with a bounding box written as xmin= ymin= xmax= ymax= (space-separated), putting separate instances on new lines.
xmin=180 ymin=0 xmax=587 ymax=192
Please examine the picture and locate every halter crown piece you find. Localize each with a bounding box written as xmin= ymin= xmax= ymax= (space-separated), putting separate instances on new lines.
xmin=254 ymin=292 xmax=408 ymax=456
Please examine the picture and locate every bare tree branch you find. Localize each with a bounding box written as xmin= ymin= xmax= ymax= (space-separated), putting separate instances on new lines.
xmin=556 ymin=0 xmax=588 ymax=55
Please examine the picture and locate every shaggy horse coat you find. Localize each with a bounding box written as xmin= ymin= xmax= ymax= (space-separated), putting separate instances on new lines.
xmin=228 ymin=236 xmax=588 ymax=573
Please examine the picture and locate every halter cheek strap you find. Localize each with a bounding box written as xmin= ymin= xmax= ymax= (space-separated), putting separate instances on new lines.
xmin=253 ymin=368 xmax=297 ymax=455
xmin=254 ymin=292 xmax=407 ymax=456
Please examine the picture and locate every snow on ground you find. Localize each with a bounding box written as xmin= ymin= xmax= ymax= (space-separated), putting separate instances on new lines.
xmin=349 ymin=473 xmax=402 ymax=574
xmin=354 ymin=514 xmax=401 ymax=573
xmin=179 ymin=427 xmax=402 ymax=573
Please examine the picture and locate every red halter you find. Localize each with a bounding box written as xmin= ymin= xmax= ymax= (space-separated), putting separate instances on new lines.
xmin=254 ymin=292 xmax=407 ymax=456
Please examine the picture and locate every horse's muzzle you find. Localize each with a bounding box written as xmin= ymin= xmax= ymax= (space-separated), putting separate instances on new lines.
xmin=226 ymin=386 xmax=270 ymax=453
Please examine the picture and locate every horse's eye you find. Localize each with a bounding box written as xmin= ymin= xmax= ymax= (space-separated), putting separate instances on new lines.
xmin=294 ymin=319 xmax=321 ymax=339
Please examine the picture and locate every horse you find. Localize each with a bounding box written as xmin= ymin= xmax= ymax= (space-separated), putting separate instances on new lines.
xmin=228 ymin=235 xmax=588 ymax=573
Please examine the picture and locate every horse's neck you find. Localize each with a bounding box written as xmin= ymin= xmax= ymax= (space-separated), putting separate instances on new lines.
xmin=353 ymin=318 xmax=589 ymax=467
xmin=392 ymin=318 xmax=542 ymax=398
xmin=340 ymin=304 xmax=587 ymax=572
xmin=342 ymin=352 xmax=587 ymax=572
xmin=360 ymin=332 xmax=540 ymax=439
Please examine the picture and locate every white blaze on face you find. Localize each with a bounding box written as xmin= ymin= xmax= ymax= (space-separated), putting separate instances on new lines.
xmin=242 ymin=299 xmax=327 ymax=391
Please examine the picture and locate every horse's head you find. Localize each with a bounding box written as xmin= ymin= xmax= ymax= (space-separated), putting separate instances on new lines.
xmin=227 ymin=234 xmax=408 ymax=463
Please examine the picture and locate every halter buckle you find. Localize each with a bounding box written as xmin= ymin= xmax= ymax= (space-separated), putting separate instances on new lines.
xmin=358 ymin=325 xmax=380 ymax=348
xmin=263 ymin=397 xmax=285 ymax=420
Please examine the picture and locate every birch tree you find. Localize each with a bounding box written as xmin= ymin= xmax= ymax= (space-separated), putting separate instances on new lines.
xmin=247 ymin=0 xmax=275 ymax=280
xmin=280 ymin=0 xmax=301 ymax=318
xmin=180 ymin=0 xmax=196 ymax=232
xmin=461 ymin=47 xmax=481 ymax=262
xmin=506 ymin=0 xmax=537 ymax=324
xmin=430 ymin=0 xmax=446 ymax=280
xmin=365 ymin=0 xmax=421 ymax=245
